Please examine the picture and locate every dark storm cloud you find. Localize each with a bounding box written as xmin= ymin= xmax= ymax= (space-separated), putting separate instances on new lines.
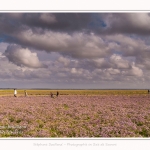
xmin=0 ymin=13 xmax=92 ymax=33
xmin=1 ymin=13 xmax=150 ymax=56
xmin=4 ymin=13 xmax=150 ymax=36
xmin=1 ymin=13 xmax=149 ymax=65
xmin=0 ymin=14 xmax=24 ymax=35
xmin=0 ymin=14 xmax=100 ymax=52
xmin=1 ymin=13 xmax=150 ymax=41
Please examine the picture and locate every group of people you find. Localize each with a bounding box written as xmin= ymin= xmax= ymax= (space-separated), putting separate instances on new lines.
xmin=14 ymin=89 xmax=59 ymax=98
xmin=14 ymin=89 xmax=28 ymax=97
xmin=50 ymin=91 xmax=59 ymax=98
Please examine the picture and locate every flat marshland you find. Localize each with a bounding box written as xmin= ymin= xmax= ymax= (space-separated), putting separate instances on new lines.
xmin=0 ymin=89 xmax=150 ymax=137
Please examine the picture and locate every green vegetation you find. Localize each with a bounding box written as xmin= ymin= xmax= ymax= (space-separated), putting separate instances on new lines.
xmin=0 ymin=89 xmax=149 ymax=96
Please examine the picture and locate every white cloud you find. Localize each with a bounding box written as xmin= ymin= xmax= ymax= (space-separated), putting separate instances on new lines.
xmin=93 ymin=58 xmax=109 ymax=67
xmin=13 ymin=30 xmax=111 ymax=59
xmin=70 ymin=68 xmax=84 ymax=75
xmin=4 ymin=44 xmax=46 ymax=68
xmin=0 ymin=52 xmax=5 ymax=58
xmin=110 ymin=54 xmax=130 ymax=69
xmin=123 ymin=13 xmax=150 ymax=30
xmin=57 ymin=56 xmax=70 ymax=67
xmin=104 ymin=34 xmax=146 ymax=56
xmin=71 ymin=68 xmax=77 ymax=74
xmin=39 ymin=14 xmax=57 ymax=24
xmin=106 ymin=68 xmax=120 ymax=75
xmin=122 ymin=63 xmax=143 ymax=77
xmin=103 ymin=13 xmax=150 ymax=34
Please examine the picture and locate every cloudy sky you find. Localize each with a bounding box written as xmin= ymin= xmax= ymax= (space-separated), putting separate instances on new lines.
xmin=0 ymin=13 xmax=150 ymax=89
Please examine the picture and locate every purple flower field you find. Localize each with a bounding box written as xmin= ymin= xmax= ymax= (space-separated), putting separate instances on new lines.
xmin=0 ymin=95 xmax=150 ymax=137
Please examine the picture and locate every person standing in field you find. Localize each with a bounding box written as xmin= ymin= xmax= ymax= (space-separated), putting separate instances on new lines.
xmin=14 ymin=89 xmax=17 ymax=97
xmin=24 ymin=90 xmax=28 ymax=97
xmin=50 ymin=92 xmax=54 ymax=98
xmin=56 ymin=91 xmax=59 ymax=97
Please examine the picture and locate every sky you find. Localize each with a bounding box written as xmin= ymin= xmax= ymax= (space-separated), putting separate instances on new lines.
xmin=0 ymin=13 xmax=150 ymax=89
